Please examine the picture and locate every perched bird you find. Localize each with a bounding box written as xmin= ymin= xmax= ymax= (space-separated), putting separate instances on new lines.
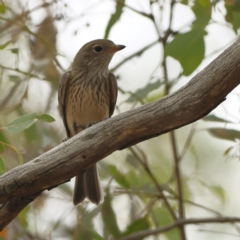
xmin=58 ymin=39 xmax=125 ymax=205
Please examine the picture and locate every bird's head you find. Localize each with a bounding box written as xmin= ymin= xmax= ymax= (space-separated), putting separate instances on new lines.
xmin=72 ymin=39 xmax=125 ymax=72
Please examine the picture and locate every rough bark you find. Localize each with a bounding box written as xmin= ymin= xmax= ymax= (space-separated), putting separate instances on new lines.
xmin=0 ymin=38 xmax=240 ymax=230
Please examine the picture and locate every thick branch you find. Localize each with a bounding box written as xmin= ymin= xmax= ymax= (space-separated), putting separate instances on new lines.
xmin=0 ymin=39 xmax=240 ymax=229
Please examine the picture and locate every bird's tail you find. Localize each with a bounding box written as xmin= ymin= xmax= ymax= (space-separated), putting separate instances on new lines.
xmin=73 ymin=164 xmax=103 ymax=206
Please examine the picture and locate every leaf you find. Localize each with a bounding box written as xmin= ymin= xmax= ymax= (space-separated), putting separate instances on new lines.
xmin=122 ymin=217 xmax=150 ymax=238
xmin=125 ymin=154 xmax=139 ymax=168
xmin=232 ymin=12 xmax=240 ymax=33
xmin=18 ymin=205 xmax=30 ymax=228
xmin=200 ymin=181 xmax=226 ymax=204
xmin=108 ymin=164 xmax=130 ymax=188
xmin=154 ymin=207 xmax=180 ymax=240
xmin=165 ymin=29 xmax=206 ymax=76
xmin=5 ymin=113 xmax=55 ymax=134
xmin=89 ymin=230 xmax=105 ymax=240
xmin=145 ymin=91 xmax=164 ymax=104
xmin=0 ymin=131 xmax=8 ymax=153
xmin=126 ymin=81 xmax=161 ymax=103
xmin=192 ymin=0 xmax=211 ymax=29
xmin=211 ymin=185 xmax=226 ymax=204
xmin=104 ymin=0 xmax=125 ymax=39
xmin=10 ymin=48 xmax=19 ymax=54
xmin=208 ymin=128 xmax=240 ymax=142
xmin=225 ymin=0 xmax=240 ymax=24
xmin=8 ymin=75 xmax=22 ymax=82
xmin=0 ymin=2 xmax=6 ymax=14
xmin=203 ymin=114 xmax=232 ymax=123
xmin=24 ymin=123 xmax=40 ymax=144
xmin=0 ymin=40 xmax=10 ymax=50
xmin=180 ymin=0 xmax=188 ymax=4
xmin=101 ymin=191 xmax=121 ymax=238
xmin=0 ymin=155 xmax=6 ymax=175
xmin=37 ymin=113 xmax=55 ymax=122
xmin=5 ymin=113 xmax=37 ymax=133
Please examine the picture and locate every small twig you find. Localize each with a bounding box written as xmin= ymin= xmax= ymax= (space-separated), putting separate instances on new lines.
xmin=149 ymin=0 xmax=161 ymax=37
xmin=161 ymin=1 xmax=186 ymax=239
xmin=0 ymin=1 xmax=55 ymax=32
xmin=0 ymin=65 xmax=51 ymax=82
xmin=113 ymin=187 xmax=240 ymax=228
xmin=169 ymin=131 xmax=186 ymax=240
xmin=117 ymin=217 xmax=240 ymax=240
xmin=116 ymin=0 xmax=154 ymax=20
xmin=198 ymin=228 xmax=240 ymax=238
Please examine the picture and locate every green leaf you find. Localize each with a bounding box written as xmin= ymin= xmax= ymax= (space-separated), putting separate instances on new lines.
xmin=18 ymin=205 xmax=30 ymax=228
xmin=200 ymin=181 xmax=226 ymax=204
xmin=5 ymin=113 xmax=37 ymax=133
xmin=122 ymin=217 xmax=150 ymax=238
xmin=0 ymin=40 xmax=10 ymax=50
xmin=8 ymin=75 xmax=22 ymax=82
xmin=0 ymin=2 xmax=6 ymax=14
xmin=165 ymin=29 xmax=206 ymax=76
xmin=24 ymin=123 xmax=40 ymax=144
xmin=89 ymin=230 xmax=105 ymax=240
xmin=203 ymin=115 xmax=232 ymax=123
xmin=232 ymin=12 xmax=240 ymax=33
xmin=10 ymin=48 xmax=19 ymax=54
xmin=5 ymin=113 xmax=55 ymax=134
xmin=208 ymin=128 xmax=240 ymax=142
xmin=0 ymin=131 xmax=8 ymax=153
xmin=37 ymin=113 xmax=55 ymax=122
xmin=225 ymin=0 xmax=240 ymax=24
xmin=104 ymin=0 xmax=125 ymax=39
xmin=154 ymin=207 xmax=180 ymax=240
xmin=126 ymin=81 xmax=161 ymax=103
xmin=180 ymin=0 xmax=188 ymax=5
xmin=125 ymin=154 xmax=139 ymax=168
xmin=154 ymin=207 xmax=173 ymax=225
xmin=0 ymin=155 xmax=6 ymax=175
xmin=211 ymin=185 xmax=226 ymax=204
xmin=101 ymin=191 xmax=121 ymax=238
xmin=108 ymin=164 xmax=130 ymax=188
xmin=192 ymin=0 xmax=211 ymax=29
xmin=145 ymin=91 xmax=164 ymax=103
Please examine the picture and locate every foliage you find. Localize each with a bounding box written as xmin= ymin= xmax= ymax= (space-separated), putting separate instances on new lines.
xmin=0 ymin=0 xmax=240 ymax=239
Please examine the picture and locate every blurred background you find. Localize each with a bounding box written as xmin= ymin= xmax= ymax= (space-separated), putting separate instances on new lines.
xmin=0 ymin=0 xmax=240 ymax=239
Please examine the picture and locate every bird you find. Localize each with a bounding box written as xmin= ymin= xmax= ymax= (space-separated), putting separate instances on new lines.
xmin=58 ymin=39 xmax=125 ymax=206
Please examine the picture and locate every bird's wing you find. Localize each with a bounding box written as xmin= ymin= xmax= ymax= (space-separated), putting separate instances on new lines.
xmin=58 ymin=71 xmax=71 ymax=138
xmin=108 ymin=72 xmax=118 ymax=117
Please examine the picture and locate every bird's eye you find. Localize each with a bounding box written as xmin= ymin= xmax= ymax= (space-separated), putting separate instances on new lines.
xmin=93 ymin=46 xmax=102 ymax=53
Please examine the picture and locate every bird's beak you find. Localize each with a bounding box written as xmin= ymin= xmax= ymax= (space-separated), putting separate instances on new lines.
xmin=110 ymin=44 xmax=126 ymax=53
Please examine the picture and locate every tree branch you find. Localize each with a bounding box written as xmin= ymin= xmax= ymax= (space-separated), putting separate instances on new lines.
xmin=117 ymin=217 xmax=240 ymax=240
xmin=0 ymin=38 xmax=240 ymax=230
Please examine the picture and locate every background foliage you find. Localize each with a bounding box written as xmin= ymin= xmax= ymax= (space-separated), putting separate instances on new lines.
xmin=0 ymin=0 xmax=240 ymax=239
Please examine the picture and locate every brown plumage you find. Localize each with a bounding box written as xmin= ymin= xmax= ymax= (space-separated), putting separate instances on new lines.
xmin=58 ymin=39 xmax=125 ymax=205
